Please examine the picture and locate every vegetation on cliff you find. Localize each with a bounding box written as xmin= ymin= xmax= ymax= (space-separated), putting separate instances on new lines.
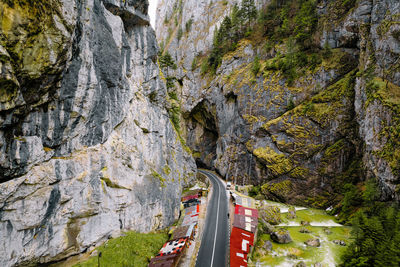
xmin=339 ymin=180 xmax=400 ymax=266
xmin=73 ymin=231 xmax=168 ymax=267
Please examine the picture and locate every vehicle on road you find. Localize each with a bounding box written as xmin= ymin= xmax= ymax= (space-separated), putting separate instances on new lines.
xmin=226 ymin=182 xmax=232 ymax=190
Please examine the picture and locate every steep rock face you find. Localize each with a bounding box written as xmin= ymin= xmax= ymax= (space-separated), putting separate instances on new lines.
xmin=156 ymin=0 xmax=399 ymax=204
xmin=0 ymin=0 xmax=196 ymax=265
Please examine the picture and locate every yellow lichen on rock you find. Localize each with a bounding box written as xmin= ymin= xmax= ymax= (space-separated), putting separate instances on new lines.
xmin=253 ymin=146 xmax=293 ymax=176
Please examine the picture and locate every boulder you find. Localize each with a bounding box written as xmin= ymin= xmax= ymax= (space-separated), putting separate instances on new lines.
xmin=299 ymin=227 xmax=311 ymax=233
xmin=305 ymin=238 xmax=321 ymax=247
xmin=270 ymin=229 xmax=293 ymax=244
xmin=263 ymin=240 xmax=273 ymax=251
xmin=288 ymin=248 xmax=303 ymax=259
xmin=260 ymin=218 xmax=276 ymax=234
xmin=333 ymin=240 xmax=346 ymax=246
xmin=294 ymin=261 xmax=306 ymax=267
xmin=261 ymin=206 xmax=282 ymax=225
xmin=287 ymin=206 xmax=297 ymax=219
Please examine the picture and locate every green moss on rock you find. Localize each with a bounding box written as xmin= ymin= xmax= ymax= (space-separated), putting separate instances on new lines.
xmin=253 ymin=146 xmax=293 ymax=176
xmin=262 ymin=180 xmax=293 ymax=198
xmin=151 ymin=169 xmax=166 ymax=187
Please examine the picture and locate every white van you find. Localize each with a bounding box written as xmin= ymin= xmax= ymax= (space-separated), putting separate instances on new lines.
xmin=226 ymin=182 xmax=232 ymax=190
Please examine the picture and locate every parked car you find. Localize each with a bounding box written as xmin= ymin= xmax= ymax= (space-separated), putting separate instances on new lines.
xmin=226 ymin=182 xmax=232 ymax=190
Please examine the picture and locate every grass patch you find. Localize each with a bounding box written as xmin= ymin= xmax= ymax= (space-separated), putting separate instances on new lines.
xmin=73 ymin=231 xmax=168 ymax=267
xmin=254 ymin=200 xmax=352 ymax=266
xmin=256 ymin=226 xmax=350 ymax=265
xmin=292 ymin=209 xmax=338 ymax=224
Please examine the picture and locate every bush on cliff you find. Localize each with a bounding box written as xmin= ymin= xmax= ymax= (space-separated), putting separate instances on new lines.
xmin=74 ymin=231 xmax=168 ymax=267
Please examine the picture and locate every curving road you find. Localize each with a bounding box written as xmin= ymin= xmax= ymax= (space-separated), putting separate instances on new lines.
xmin=196 ymin=169 xmax=229 ymax=267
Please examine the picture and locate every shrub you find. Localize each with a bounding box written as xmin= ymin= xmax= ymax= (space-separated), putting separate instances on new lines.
xmin=309 ymin=53 xmax=322 ymax=70
xmin=185 ymin=18 xmax=193 ymax=32
xmin=191 ymin=57 xmax=198 ymax=71
xmin=166 ymin=76 xmax=175 ymax=89
xmin=200 ymin=60 xmax=209 ymax=76
xmin=286 ymin=97 xmax=295 ymax=111
xmin=73 ymin=231 xmax=168 ymax=267
xmin=252 ymin=55 xmax=261 ymax=76
xmin=168 ymin=91 xmax=178 ymax=101
xmin=322 ymin=41 xmax=333 ymax=58
xmin=248 ymin=185 xmax=261 ymax=197
xmin=177 ymin=27 xmax=183 ymax=41
xmin=169 ymin=105 xmax=181 ymax=132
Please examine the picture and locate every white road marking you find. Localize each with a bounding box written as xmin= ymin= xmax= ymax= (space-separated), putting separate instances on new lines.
xmin=210 ymin=173 xmax=221 ymax=267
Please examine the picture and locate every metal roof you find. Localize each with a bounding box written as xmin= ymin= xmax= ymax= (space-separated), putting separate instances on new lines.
xmin=234 ymin=204 xmax=259 ymax=218
xmin=233 ymin=214 xmax=257 ymax=233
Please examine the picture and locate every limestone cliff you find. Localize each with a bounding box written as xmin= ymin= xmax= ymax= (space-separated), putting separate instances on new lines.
xmin=0 ymin=0 xmax=196 ymax=265
xmin=156 ymin=0 xmax=400 ymax=205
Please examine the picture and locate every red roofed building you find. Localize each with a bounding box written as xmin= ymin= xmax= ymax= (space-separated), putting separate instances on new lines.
xmin=157 ymin=238 xmax=187 ymax=257
xmin=230 ymin=227 xmax=254 ymax=254
xmin=181 ymin=194 xmax=198 ymax=202
xmin=234 ymin=204 xmax=258 ymax=218
xmin=230 ymin=246 xmax=248 ymax=267
xmin=149 ymin=254 xmax=178 ymax=267
xmin=233 ymin=214 xmax=258 ymax=233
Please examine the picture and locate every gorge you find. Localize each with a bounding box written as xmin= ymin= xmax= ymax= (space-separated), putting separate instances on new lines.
xmin=0 ymin=0 xmax=399 ymax=266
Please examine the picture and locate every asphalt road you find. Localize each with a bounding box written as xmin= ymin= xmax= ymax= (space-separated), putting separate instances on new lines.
xmin=196 ymin=170 xmax=229 ymax=267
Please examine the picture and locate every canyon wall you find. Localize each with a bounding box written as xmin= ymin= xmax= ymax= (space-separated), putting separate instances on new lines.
xmin=156 ymin=0 xmax=400 ymax=205
xmin=0 ymin=0 xmax=196 ymax=265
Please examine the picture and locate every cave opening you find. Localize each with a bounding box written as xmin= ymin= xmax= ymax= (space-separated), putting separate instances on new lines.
xmin=185 ymin=100 xmax=219 ymax=170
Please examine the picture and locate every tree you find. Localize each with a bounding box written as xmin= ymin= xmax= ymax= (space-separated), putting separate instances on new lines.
xmin=293 ymin=0 xmax=317 ymax=48
xmin=231 ymin=4 xmax=241 ymax=26
xmin=231 ymin=3 xmax=243 ymax=39
xmin=208 ymin=28 xmax=223 ymax=73
xmin=341 ymin=201 xmax=400 ymax=266
xmin=220 ymin=16 xmax=233 ymax=52
xmin=241 ymin=0 xmax=257 ymax=29
xmin=159 ymin=52 xmax=177 ymax=75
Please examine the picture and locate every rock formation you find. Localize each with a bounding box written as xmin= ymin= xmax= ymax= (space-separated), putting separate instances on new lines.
xmin=0 ymin=0 xmax=196 ymax=265
xmin=270 ymin=228 xmax=292 ymax=244
xmin=156 ymin=0 xmax=400 ymax=205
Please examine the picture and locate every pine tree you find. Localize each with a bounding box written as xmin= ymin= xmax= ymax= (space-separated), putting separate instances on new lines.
xmin=231 ymin=4 xmax=241 ymax=26
xmin=230 ymin=4 xmax=244 ymax=42
xmin=241 ymin=0 xmax=257 ymax=29
xmin=293 ymin=0 xmax=317 ymax=48
xmin=220 ymin=16 xmax=232 ymax=52
xmin=341 ymin=205 xmax=400 ymax=267
xmin=159 ymin=52 xmax=177 ymax=76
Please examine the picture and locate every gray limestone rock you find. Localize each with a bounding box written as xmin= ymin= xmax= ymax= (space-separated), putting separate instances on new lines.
xmin=263 ymin=240 xmax=273 ymax=252
xmin=294 ymin=261 xmax=307 ymax=267
xmin=0 ymin=0 xmax=196 ymax=266
xmin=155 ymin=0 xmax=400 ymax=204
xmin=333 ymin=240 xmax=347 ymax=246
xmin=270 ymin=229 xmax=293 ymax=244
xmin=305 ymin=238 xmax=321 ymax=247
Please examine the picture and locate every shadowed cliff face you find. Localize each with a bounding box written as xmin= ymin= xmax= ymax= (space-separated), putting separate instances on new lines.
xmin=0 ymin=0 xmax=196 ymax=265
xmin=156 ymin=0 xmax=400 ymax=205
